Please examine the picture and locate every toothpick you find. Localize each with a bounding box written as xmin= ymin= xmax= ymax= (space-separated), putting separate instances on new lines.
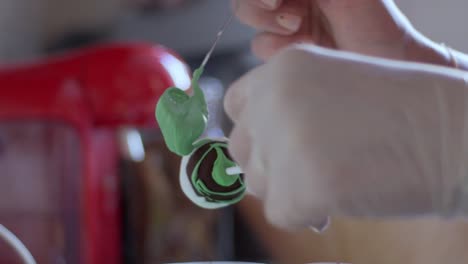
xmin=199 ymin=1 xmax=238 ymax=69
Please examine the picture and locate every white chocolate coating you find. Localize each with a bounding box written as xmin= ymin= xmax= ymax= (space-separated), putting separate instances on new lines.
xmin=179 ymin=137 xmax=233 ymax=209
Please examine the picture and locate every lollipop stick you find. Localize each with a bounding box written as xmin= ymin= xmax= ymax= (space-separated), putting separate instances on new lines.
xmin=226 ymin=166 xmax=243 ymax=175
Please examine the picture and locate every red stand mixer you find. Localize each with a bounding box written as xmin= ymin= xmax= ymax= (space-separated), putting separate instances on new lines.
xmin=0 ymin=43 xmax=191 ymax=264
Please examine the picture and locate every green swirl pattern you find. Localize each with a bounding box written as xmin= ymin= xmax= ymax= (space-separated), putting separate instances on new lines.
xmin=190 ymin=142 xmax=246 ymax=204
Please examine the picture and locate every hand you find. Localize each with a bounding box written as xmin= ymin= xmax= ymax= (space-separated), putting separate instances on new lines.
xmin=234 ymin=0 xmax=451 ymax=67
xmin=224 ymin=44 xmax=468 ymax=230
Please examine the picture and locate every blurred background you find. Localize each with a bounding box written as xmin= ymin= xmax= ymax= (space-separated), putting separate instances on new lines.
xmin=0 ymin=0 xmax=467 ymax=264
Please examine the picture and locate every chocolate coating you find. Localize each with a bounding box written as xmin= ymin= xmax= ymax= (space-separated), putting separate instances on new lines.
xmin=186 ymin=141 xmax=244 ymax=202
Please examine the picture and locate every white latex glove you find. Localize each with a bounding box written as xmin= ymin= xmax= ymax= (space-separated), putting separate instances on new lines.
xmin=224 ymin=44 xmax=468 ymax=231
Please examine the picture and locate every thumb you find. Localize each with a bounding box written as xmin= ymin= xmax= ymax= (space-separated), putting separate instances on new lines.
xmin=316 ymin=0 xmax=414 ymax=56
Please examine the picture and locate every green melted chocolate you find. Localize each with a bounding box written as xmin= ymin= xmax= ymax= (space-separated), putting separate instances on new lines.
xmin=186 ymin=141 xmax=245 ymax=204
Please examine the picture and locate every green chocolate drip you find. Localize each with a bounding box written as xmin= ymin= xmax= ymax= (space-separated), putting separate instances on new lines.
xmin=156 ymin=64 xmax=245 ymax=207
xmin=155 ymin=67 xmax=208 ymax=156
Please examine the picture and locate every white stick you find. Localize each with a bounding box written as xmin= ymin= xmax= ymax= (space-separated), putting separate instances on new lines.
xmin=0 ymin=224 xmax=36 ymax=264
xmin=226 ymin=166 xmax=243 ymax=175
xmin=199 ymin=0 xmax=238 ymax=69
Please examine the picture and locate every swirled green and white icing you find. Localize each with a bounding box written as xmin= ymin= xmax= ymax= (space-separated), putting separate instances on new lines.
xmin=156 ymin=67 xmax=245 ymax=209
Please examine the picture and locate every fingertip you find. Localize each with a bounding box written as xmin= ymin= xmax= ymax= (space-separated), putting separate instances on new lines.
xmin=263 ymin=176 xmax=330 ymax=231
xmin=263 ymin=183 xmax=305 ymax=231
xmin=226 ymin=124 xmax=251 ymax=169
xmin=224 ymin=78 xmax=246 ymax=122
xmin=264 ymin=199 xmax=298 ymax=231
xmin=244 ymin=173 xmax=266 ymax=200
xmin=276 ymin=13 xmax=302 ymax=32
xmin=228 ymin=128 xmax=269 ymax=201
xmin=258 ymin=0 xmax=283 ymax=10
xmin=245 ymin=184 xmax=259 ymax=198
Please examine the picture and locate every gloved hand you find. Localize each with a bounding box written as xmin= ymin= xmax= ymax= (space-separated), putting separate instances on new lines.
xmin=234 ymin=0 xmax=451 ymax=67
xmin=224 ymin=44 xmax=468 ymax=231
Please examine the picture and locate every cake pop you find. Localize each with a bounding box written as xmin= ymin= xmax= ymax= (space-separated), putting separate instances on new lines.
xmin=156 ymin=67 xmax=246 ymax=209
xmin=155 ymin=8 xmax=245 ymax=209
xmin=180 ymin=138 xmax=245 ymax=209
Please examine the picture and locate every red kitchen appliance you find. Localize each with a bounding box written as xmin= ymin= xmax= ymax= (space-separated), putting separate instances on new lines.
xmin=0 ymin=43 xmax=191 ymax=264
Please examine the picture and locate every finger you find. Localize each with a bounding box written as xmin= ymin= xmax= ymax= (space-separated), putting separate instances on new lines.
xmin=243 ymin=145 xmax=268 ymax=199
xmin=227 ymin=122 xmax=251 ymax=169
xmin=228 ymin=127 xmax=264 ymax=199
xmin=224 ymin=78 xmax=248 ymax=123
xmin=224 ymin=65 xmax=263 ymax=122
xmin=235 ymin=0 xmax=307 ymax=35
xmin=264 ymin=181 xmax=330 ymax=231
xmin=263 ymin=179 xmax=304 ymax=230
xmin=251 ymin=31 xmax=315 ymax=60
xmin=228 ymin=109 xmax=268 ymax=199
xmin=263 ymin=158 xmax=331 ymax=231
xmin=250 ymin=7 xmax=336 ymax=61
